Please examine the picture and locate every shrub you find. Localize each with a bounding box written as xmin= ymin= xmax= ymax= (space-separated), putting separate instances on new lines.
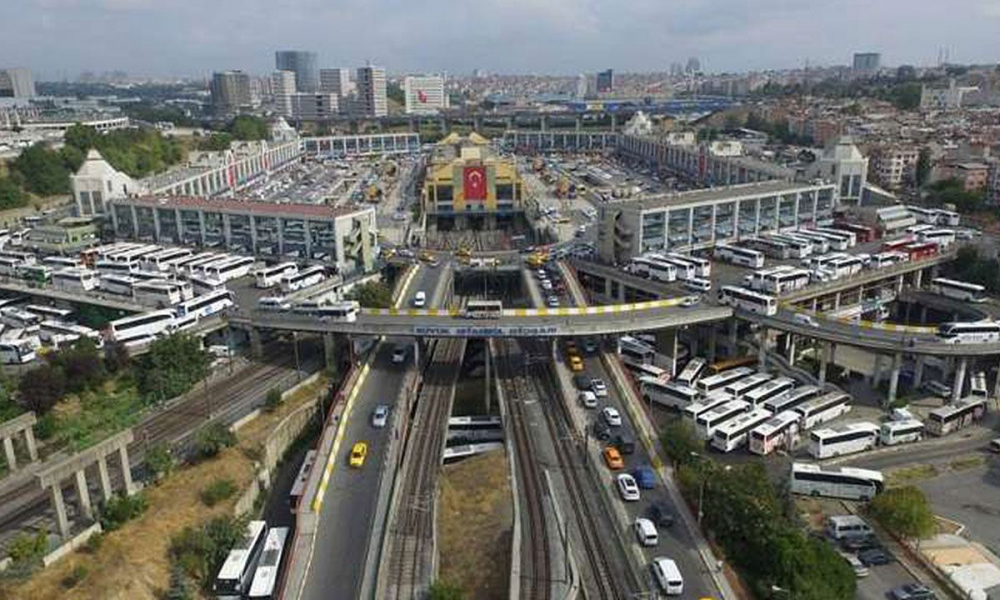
xmin=80 ymin=532 xmax=103 ymax=554
xmin=869 ymin=485 xmax=935 ymax=540
xmin=169 ymin=515 xmax=247 ymax=589
xmin=165 ymin=563 xmax=195 ymax=600
xmin=428 ymin=581 xmax=465 ymax=600
xmin=200 ymin=478 xmax=237 ymax=507
xmin=145 ymin=443 xmax=174 ymax=482
xmin=8 ymin=531 xmax=48 ymax=567
xmin=60 ymin=564 xmax=89 ymax=589
xmin=99 ymin=492 xmax=147 ymax=531
xmin=264 ymin=387 xmax=283 ymax=413
xmin=660 ymin=419 xmax=702 ymax=467
xmin=34 ymin=412 xmax=56 ymax=440
xmin=194 ymin=423 xmax=237 ymax=459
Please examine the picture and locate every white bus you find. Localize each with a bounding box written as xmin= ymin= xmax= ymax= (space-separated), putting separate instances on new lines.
xmin=767 ymin=234 xmax=812 ymax=259
xmin=175 ymin=290 xmax=235 ymax=319
xmin=0 ymin=250 xmax=36 ymax=264
xmin=696 ymin=367 xmax=754 ymax=395
xmin=201 ymin=257 xmax=255 ymax=283
xmin=0 ymin=307 xmax=41 ymax=329
xmin=188 ymin=275 xmax=227 ymax=296
xmin=789 ymin=231 xmax=831 ymax=254
xmin=95 ymin=260 xmax=140 ymax=276
xmin=682 ymin=392 xmax=734 ymax=422
xmin=718 ymin=286 xmax=777 ymax=316
xmin=247 ymin=526 xmax=289 ymax=599
xmin=814 ymin=227 xmax=856 ymax=248
xmin=213 ymin=520 xmax=268 ymax=600
xmin=808 ymin=422 xmax=880 ymax=459
xmin=666 ymin=253 xmax=711 ymax=278
xmin=695 ymin=400 xmax=750 ymax=440
xmin=936 ymin=321 xmax=1000 ymax=344
xmin=51 ymin=268 xmax=99 ymax=292
xmin=42 ymin=256 xmax=82 ymax=269
xmin=711 ymin=407 xmax=773 ymax=453
xmin=649 ymin=254 xmax=697 ymax=281
xmin=280 ymin=266 xmax=325 ymax=293
xmin=129 ymin=269 xmax=170 ymax=283
xmin=108 ymin=309 xmax=176 ymax=342
xmin=99 ymin=274 xmax=136 ymax=296
xmin=935 ymin=209 xmax=960 ymax=227
xmin=25 ymin=304 xmax=73 ymax=321
xmin=746 ymin=268 xmax=811 ymax=295
xmin=108 ymin=244 xmax=161 ymax=264
xmin=630 ymin=362 xmax=671 ymax=382
xmin=929 ymin=278 xmax=987 ymax=303
xmin=310 ymin=301 xmax=360 ymax=322
xmin=746 ymin=377 xmax=797 ymax=409
xmin=618 ymin=335 xmax=656 ymax=369
xmin=917 ymin=229 xmax=956 ymax=249
xmin=762 ymin=384 xmax=819 ymax=414
xmin=715 ymin=244 xmax=764 ymax=269
xmin=868 ymin=252 xmax=907 ymax=270
xmin=142 ymin=248 xmax=192 ymax=272
xmin=879 ymin=419 xmax=925 ymax=446
xmin=255 ymin=263 xmax=298 ymax=289
xmin=289 ymin=450 xmax=318 ymax=511
xmin=463 ymin=299 xmax=503 ymax=319
xmin=0 ymin=337 xmax=37 ymax=364
xmin=803 ymin=230 xmax=850 ymax=251
xmin=175 ymin=253 xmax=222 ymax=275
xmin=640 ymin=377 xmax=700 ymax=410
xmin=749 ymin=410 xmax=801 ymax=455
xmin=748 ymin=237 xmax=790 ymax=260
xmin=675 ymin=357 xmax=706 ymax=386
xmin=39 ymin=320 xmax=102 ymax=347
xmin=794 ymin=391 xmax=851 ymax=430
xmin=628 ymin=256 xmax=677 ymax=283
xmin=133 ymin=281 xmax=193 ymax=307
xmin=927 ymin=398 xmax=987 ymax=436
xmin=824 ymin=256 xmax=865 ymax=279
xmin=789 ymin=463 xmax=884 ymax=501
xmin=0 ymin=257 xmax=23 ymax=276
xmin=724 ymin=372 xmax=773 ymax=399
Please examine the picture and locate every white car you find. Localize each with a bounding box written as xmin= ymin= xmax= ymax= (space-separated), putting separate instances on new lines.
xmin=371 ymin=405 xmax=389 ymax=428
xmin=650 ymin=557 xmax=684 ymax=596
xmin=616 ymin=473 xmax=640 ymax=501
xmin=540 ymin=280 xmax=554 ymax=291
xmin=601 ymin=406 xmax=622 ymax=427
xmin=634 ymin=517 xmax=659 ymax=547
xmin=578 ymin=390 xmax=598 ymax=408
xmin=391 ymin=346 xmax=408 ymax=364
xmin=591 ymin=378 xmax=608 ymax=397
xmin=547 ymin=296 xmax=560 ymax=308
xmin=412 ymin=291 xmax=426 ymax=308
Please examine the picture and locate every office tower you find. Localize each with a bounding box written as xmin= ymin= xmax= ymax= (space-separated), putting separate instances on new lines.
xmin=853 ymin=52 xmax=881 ymax=72
xmin=320 ymin=68 xmax=354 ymax=97
xmin=403 ymin=75 xmax=447 ymax=115
xmin=357 ymin=65 xmax=387 ymax=117
xmin=685 ymin=57 xmax=701 ymax=73
xmin=210 ymin=70 xmax=252 ymax=112
xmin=0 ymin=68 xmax=36 ymax=98
xmin=288 ymin=93 xmax=339 ymax=120
xmin=596 ymin=69 xmax=614 ymax=94
xmin=275 ymin=50 xmax=319 ymax=92
xmin=271 ymin=70 xmax=297 ymax=117
xmin=575 ymin=74 xmax=588 ymax=99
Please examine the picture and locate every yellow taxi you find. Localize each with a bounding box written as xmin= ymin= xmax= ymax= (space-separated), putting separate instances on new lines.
xmin=568 ymin=355 xmax=584 ymax=372
xmin=419 ymin=250 xmax=435 ymax=263
xmin=603 ymin=446 xmax=624 ymax=470
xmin=349 ymin=442 xmax=368 ymax=468
xmin=456 ymin=247 xmax=472 ymax=259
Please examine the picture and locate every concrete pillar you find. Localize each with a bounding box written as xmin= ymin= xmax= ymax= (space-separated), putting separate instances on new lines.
xmin=24 ymin=427 xmax=37 ymax=462
xmin=871 ymin=354 xmax=884 ymax=386
xmin=915 ymin=269 xmax=923 ymax=288
xmin=787 ymin=334 xmax=797 ymax=367
xmin=484 ymin=340 xmax=491 ymax=414
xmin=413 ymin=338 xmax=421 ymax=367
xmin=707 ymin=326 xmax=718 ymax=364
xmin=887 ymin=353 xmax=902 ymax=405
xmin=952 ymin=357 xmax=968 ymax=402
xmin=688 ymin=330 xmax=699 ymax=361
xmin=818 ymin=343 xmax=831 ymax=386
xmin=249 ymin=328 xmax=263 ymax=359
xmin=728 ymin=319 xmax=738 ymax=353
xmin=913 ymin=355 xmax=926 ymax=389
xmin=2 ymin=436 xmax=16 ymax=470
xmin=50 ymin=484 xmax=70 ymax=538
xmin=75 ymin=469 xmax=93 ymax=520
xmin=896 ymin=274 xmax=904 ymax=295
xmin=757 ymin=328 xmax=769 ymax=372
xmin=97 ymin=456 xmax=113 ymax=501
xmin=920 ymin=305 xmax=928 ymax=325
xmin=323 ymin=333 xmax=338 ymax=373
xmin=656 ymin=329 xmax=678 ymax=377
xmin=118 ymin=445 xmax=134 ymax=496
xmin=993 ymin=361 xmax=1000 ymax=400
xmin=833 ymin=292 xmax=841 ymax=311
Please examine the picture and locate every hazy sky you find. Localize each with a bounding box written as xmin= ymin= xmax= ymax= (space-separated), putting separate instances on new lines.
xmin=4 ymin=0 xmax=1000 ymax=79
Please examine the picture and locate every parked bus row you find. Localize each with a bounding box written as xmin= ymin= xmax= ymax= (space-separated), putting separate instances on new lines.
xmin=212 ymin=519 xmax=290 ymax=599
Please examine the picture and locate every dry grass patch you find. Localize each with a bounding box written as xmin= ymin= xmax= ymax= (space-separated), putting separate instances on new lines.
xmin=437 ymin=449 xmax=512 ymax=600
xmin=887 ymin=463 xmax=939 ymax=486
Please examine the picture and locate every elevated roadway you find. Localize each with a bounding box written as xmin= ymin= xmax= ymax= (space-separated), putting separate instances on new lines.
xmin=0 ymin=278 xmax=145 ymax=312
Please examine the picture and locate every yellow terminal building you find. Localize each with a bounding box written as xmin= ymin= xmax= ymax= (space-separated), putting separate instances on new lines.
xmin=421 ymin=132 xmax=524 ymax=229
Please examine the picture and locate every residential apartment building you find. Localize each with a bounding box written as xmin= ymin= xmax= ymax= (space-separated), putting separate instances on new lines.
xmin=210 ymin=71 xmax=253 ymax=112
xmin=870 ymin=146 xmax=919 ymax=190
xmin=403 ymin=76 xmax=447 ymax=115
xmin=287 ymin=93 xmax=339 ymax=120
xmin=320 ymin=68 xmax=354 ymax=97
xmin=356 ymin=65 xmax=387 ymax=117
xmin=936 ymin=162 xmax=990 ymax=191
xmin=271 ymin=70 xmax=296 ymax=117
xmin=852 ymin=53 xmax=881 ymax=72
xmin=987 ymin=160 xmax=1000 ymax=206
xmin=597 ymin=69 xmax=615 ymax=93
xmin=0 ymin=68 xmax=35 ymax=98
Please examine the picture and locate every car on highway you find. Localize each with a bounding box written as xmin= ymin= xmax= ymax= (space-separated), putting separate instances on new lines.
xmin=573 ymin=374 xmax=592 ymax=390
xmin=650 ymin=557 xmax=684 ymax=596
xmin=889 ymin=583 xmax=936 ymax=600
xmin=412 ymin=291 xmax=426 ymax=308
xmin=837 ymin=551 xmax=870 ymax=578
xmin=631 ymin=466 xmax=657 ymax=489
xmin=680 ymin=296 xmax=701 ymax=308
xmin=858 ymin=547 xmax=893 ymax=566
xmin=583 ymin=338 xmax=598 ymax=354
xmin=391 ymin=345 xmax=408 ymax=364
xmin=371 ymin=405 xmax=389 ymax=428
xmin=547 ymin=295 xmax=560 ymax=308
xmin=601 ymin=406 xmax=622 ymax=427
xmin=603 ymin=446 xmax=624 ymax=470
xmin=419 ymin=251 xmax=434 ymax=263
xmin=616 ymin=473 xmax=640 ymax=501
xmin=578 ymin=390 xmax=598 ymax=409
xmin=633 ymin=517 xmax=659 ymax=547
xmin=568 ymin=355 xmax=584 ymax=372
xmin=792 ymin=313 xmax=820 ymax=327
xmin=540 ymin=279 xmax=553 ymax=291
xmin=349 ymin=442 xmax=368 ymax=468
xmin=591 ymin=378 xmax=608 ymax=397
xmin=565 ymin=339 xmax=580 ymax=356
xmin=839 ymin=534 xmax=881 ymax=553
xmin=647 ymin=503 xmax=675 ymax=528
xmin=593 ymin=420 xmax=612 ymax=441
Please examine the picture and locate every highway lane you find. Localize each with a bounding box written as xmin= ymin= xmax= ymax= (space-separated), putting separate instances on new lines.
xmin=299 ymin=265 xmax=446 ymax=600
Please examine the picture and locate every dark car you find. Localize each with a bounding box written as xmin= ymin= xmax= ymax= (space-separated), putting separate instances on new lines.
xmin=840 ymin=535 xmax=881 ymax=553
xmin=593 ymin=420 xmax=612 ymax=441
xmin=647 ymin=503 xmax=675 ymax=528
xmin=889 ymin=583 xmax=936 ymax=600
xmin=573 ymin=374 xmax=592 ymax=390
xmin=858 ymin=548 xmax=893 ymax=566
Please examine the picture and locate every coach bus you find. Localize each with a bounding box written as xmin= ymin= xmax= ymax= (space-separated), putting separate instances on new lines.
xmin=666 ymin=252 xmax=711 ymax=278
xmin=202 ymin=257 xmax=255 ymax=283
xmin=0 ymin=307 xmax=41 ymax=330
xmin=108 ymin=310 xmax=176 ymax=343
xmin=808 ymin=422 xmax=880 ymax=459
xmin=627 ymin=256 xmax=678 ymax=283
xmin=0 ymin=337 xmax=37 ymax=364
xmin=675 ymin=357 xmax=706 ymax=386
xmin=247 ymin=526 xmax=289 ymax=599
xmin=814 ymin=227 xmax=856 ymax=248
xmin=142 ymin=248 xmax=192 ymax=272
xmin=100 ymin=275 xmax=136 ymax=296
xmin=749 ymin=410 xmax=801 ymax=455
xmin=724 ymin=372 xmax=773 ymax=399
xmin=697 ymin=367 xmax=754 ymax=395
xmin=767 ymin=234 xmax=812 ymax=259
xmin=280 ymin=266 xmax=325 ymax=293
xmin=618 ymin=335 xmax=657 ymax=369
xmin=255 ymin=263 xmax=298 ymax=289
xmin=133 ymin=281 xmax=193 ymax=307
xmin=936 ymin=321 xmax=1000 ymax=344
xmin=462 ymin=299 xmax=503 ymax=319
xmin=640 ymin=377 xmax=700 ymax=410
xmin=213 ymin=520 xmax=268 ymax=600
xmin=929 ymin=278 xmax=987 ymax=303
xmin=24 ymin=304 xmax=73 ymax=321
xmin=794 ymin=391 xmax=851 ymax=430
xmin=789 ymin=463 xmax=883 ymax=501
xmin=927 ymin=398 xmax=987 ymax=436
xmin=879 ymin=419 xmax=925 ymax=446
xmin=718 ymin=286 xmax=778 ymax=316
xmin=761 ymin=384 xmax=819 ymax=414
xmin=682 ymin=392 xmax=734 ymax=423
xmin=746 ymin=377 xmax=797 ymax=409
xmin=711 ymin=407 xmax=773 ymax=453
xmin=175 ymin=290 xmax=235 ymax=319
xmin=695 ymin=400 xmax=750 ymax=440
xmin=51 ymin=268 xmax=99 ymax=293
xmin=715 ymin=244 xmax=764 ymax=268
xmin=787 ymin=231 xmax=830 ymax=254
xmin=289 ymin=450 xmax=318 ymax=511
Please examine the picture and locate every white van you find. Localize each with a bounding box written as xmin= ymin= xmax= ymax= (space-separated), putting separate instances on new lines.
xmin=792 ymin=313 xmax=819 ymax=327
xmin=412 ymin=291 xmax=426 ymax=308
xmin=826 ymin=515 xmax=872 ymax=540
xmin=578 ymin=390 xmax=598 ymax=409
xmin=634 ymin=518 xmax=658 ymax=547
xmin=683 ymin=277 xmax=712 ymax=293
xmin=650 ymin=557 xmax=683 ymax=596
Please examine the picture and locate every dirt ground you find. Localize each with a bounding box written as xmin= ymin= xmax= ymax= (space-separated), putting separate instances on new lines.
xmin=2 ymin=376 xmax=326 ymax=600
xmin=437 ymin=449 xmax=512 ymax=600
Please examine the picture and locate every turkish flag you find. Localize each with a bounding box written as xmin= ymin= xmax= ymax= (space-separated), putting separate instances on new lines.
xmin=464 ymin=167 xmax=486 ymax=201
xmin=417 ymin=90 xmax=427 ymax=103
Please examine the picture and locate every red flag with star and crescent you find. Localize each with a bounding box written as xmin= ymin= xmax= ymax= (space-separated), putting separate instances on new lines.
xmin=417 ymin=90 xmax=427 ymax=103
xmin=464 ymin=167 xmax=486 ymax=201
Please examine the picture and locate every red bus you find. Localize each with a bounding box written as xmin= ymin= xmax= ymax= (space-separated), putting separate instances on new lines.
xmin=905 ymin=242 xmax=938 ymax=261
xmin=834 ymin=222 xmax=878 ymax=244
xmin=882 ymin=237 xmax=914 ymax=253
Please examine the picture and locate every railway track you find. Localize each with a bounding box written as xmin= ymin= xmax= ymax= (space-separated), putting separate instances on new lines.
xmin=526 ymin=339 xmax=640 ymax=600
xmin=384 ymin=337 xmax=464 ymax=600
xmin=496 ymin=339 xmax=553 ymax=600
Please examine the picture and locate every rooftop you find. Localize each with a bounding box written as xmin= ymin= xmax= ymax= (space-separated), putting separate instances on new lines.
xmin=621 ymin=180 xmax=832 ymax=211
xmin=112 ymin=195 xmax=373 ymax=220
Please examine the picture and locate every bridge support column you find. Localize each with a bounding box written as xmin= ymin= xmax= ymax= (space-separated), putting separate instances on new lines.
xmin=896 ymin=274 xmax=904 ymax=295
xmin=870 ymin=354 xmax=884 ymax=387
xmin=758 ymin=327 xmax=768 ymax=373
xmin=50 ymin=484 xmax=70 ymax=539
xmin=913 ymin=355 xmax=926 ymax=390
xmin=413 ymin=338 xmax=421 ymax=368
xmin=323 ymin=333 xmax=338 ymax=373
xmin=887 ymin=353 xmax=902 ymax=406
xmin=24 ymin=426 xmax=37 ymax=462
xmin=707 ymin=326 xmax=718 ymax=364
xmin=833 ymin=292 xmax=841 ymax=311
xmin=920 ymin=306 xmax=928 ymax=324
xmin=914 ymin=269 xmax=923 ymax=288
xmin=118 ymin=444 xmax=135 ymax=496
xmin=484 ymin=340 xmax=491 ymax=414
xmin=249 ymin=328 xmax=263 ymax=359
xmin=656 ymin=329 xmax=678 ymax=377
xmin=811 ymin=298 xmax=818 ymax=312
xmin=2 ymin=436 xmax=16 ymax=471
xmin=728 ymin=319 xmax=738 ymax=354
xmin=818 ymin=343 xmax=834 ymax=387
xmin=952 ymin=357 xmax=968 ymax=403
xmin=97 ymin=456 xmax=113 ymax=501
xmin=786 ymin=334 xmax=797 ymax=367
xmin=75 ymin=469 xmax=93 ymax=521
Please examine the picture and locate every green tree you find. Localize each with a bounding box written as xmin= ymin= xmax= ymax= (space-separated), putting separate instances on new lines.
xmin=428 ymin=580 xmax=465 ymax=600
xmin=199 ymin=133 xmax=233 ymax=151
xmin=888 ymin=82 xmax=922 ymax=110
xmin=11 ymin=143 xmax=71 ymax=195
xmin=226 ymin=115 xmax=268 ymax=141
xmin=200 ymin=478 xmax=236 ymax=506
xmin=659 ymin=419 xmax=702 ymax=466
xmin=18 ymin=363 xmax=67 ymax=414
xmin=194 ymin=422 xmax=237 ymax=459
xmin=165 ymin=563 xmax=196 ymax=600
xmin=48 ymin=337 xmax=107 ymax=394
xmin=348 ymin=281 xmax=394 ymax=308
xmin=169 ymin=515 xmax=247 ymax=589
xmin=915 ymin=148 xmax=932 ymax=187
xmin=145 ymin=443 xmax=174 ymax=482
xmin=8 ymin=531 xmax=48 ymax=568
xmin=264 ymin=387 xmax=283 ymax=412
xmin=869 ymin=486 xmax=935 ymax=539
xmin=99 ymin=491 xmax=148 ymax=531
xmin=103 ymin=340 xmax=131 ymax=374
xmin=0 ymin=177 xmax=28 ymax=210
xmin=135 ymin=334 xmax=210 ymax=403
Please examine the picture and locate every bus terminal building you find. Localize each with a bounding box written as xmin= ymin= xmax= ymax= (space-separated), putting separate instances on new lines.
xmin=598 ymin=180 xmax=838 ymax=264
xmin=107 ymin=196 xmax=377 ymax=275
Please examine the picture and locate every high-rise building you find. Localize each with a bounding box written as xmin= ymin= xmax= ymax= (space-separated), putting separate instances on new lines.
xmin=287 ymin=93 xmax=339 ymax=120
xmin=0 ymin=68 xmax=36 ymax=98
xmin=356 ymin=65 xmax=387 ymax=117
xmin=275 ymin=50 xmax=319 ymax=92
xmin=403 ymin=76 xmax=447 ymax=115
xmin=320 ymin=68 xmax=354 ymax=97
xmin=853 ymin=52 xmax=881 ymax=72
xmin=271 ymin=70 xmax=297 ymax=117
xmin=575 ymin=74 xmax=588 ymax=99
xmin=596 ymin=69 xmax=614 ymax=94
xmin=210 ymin=71 xmax=252 ymax=112
xmin=685 ymin=57 xmax=701 ymax=74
